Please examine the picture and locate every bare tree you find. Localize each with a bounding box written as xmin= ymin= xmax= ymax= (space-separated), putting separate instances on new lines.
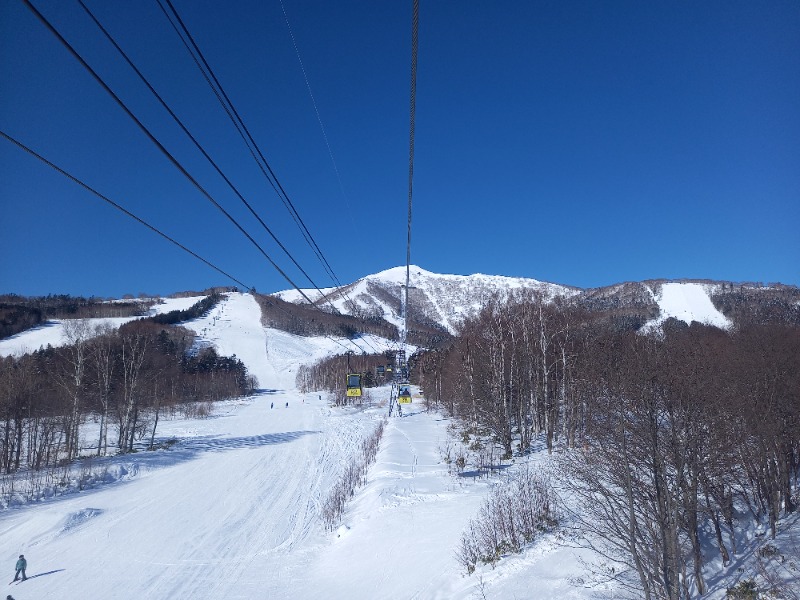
xmin=56 ymin=319 xmax=92 ymax=460
xmin=87 ymin=323 xmax=117 ymax=456
xmin=116 ymin=326 xmax=150 ymax=453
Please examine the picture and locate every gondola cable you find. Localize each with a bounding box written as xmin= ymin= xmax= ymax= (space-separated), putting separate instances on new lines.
xmin=1 ymin=129 xmax=369 ymax=357
xmin=158 ymin=0 xmax=343 ymax=290
xmin=276 ymin=0 xmax=385 ymax=355
xmin=278 ymin=0 xmax=353 ymax=220
xmin=20 ymin=0 xmax=316 ymax=307
xmin=0 ymin=130 xmax=250 ymax=291
xmin=22 ymin=0 xmax=381 ymax=358
xmin=402 ymin=0 xmax=419 ymax=359
xmin=156 ymin=0 xmax=385 ymax=356
xmin=76 ymin=0 xmax=339 ymax=314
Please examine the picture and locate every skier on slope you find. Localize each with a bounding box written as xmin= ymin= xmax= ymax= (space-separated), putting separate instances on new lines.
xmin=13 ymin=555 xmax=26 ymax=581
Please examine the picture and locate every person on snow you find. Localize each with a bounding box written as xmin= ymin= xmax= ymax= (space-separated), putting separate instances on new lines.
xmin=8 ymin=595 xmax=16 ymax=600
xmin=13 ymin=555 xmax=26 ymax=581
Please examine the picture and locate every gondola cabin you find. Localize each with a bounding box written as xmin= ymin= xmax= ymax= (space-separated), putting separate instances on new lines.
xmin=346 ymin=373 xmax=363 ymax=398
xmin=398 ymin=384 xmax=412 ymax=404
xmin=377 ymin=365 xmax=385 ymax=376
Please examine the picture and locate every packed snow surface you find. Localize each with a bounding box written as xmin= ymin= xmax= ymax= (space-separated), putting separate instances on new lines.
xmin=643 ymin=282 xmax=732 ymax=332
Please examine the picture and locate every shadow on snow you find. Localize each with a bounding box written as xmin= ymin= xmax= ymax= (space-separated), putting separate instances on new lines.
xmin=18 ymin=568 xmax=66 ymax=581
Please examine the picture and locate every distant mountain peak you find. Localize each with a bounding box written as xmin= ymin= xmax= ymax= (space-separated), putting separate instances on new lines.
xmin=275 ymin=266 xmax=576 ymax=334
xmin=274 ymin=268 xmax=800 ymax=336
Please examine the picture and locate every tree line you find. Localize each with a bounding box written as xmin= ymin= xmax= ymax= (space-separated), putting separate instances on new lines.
xmin=297 ymin=351 xmax=396 ymax=404
xmin=413 ymin=289 xmax=799 ymax=599
xmin=1 ymin=315 xmax=253 ymax=478
xmin=0 ymin=293 xmax=151 ymax=339
xmin=255 ymin=293 xmax=399 ymax=340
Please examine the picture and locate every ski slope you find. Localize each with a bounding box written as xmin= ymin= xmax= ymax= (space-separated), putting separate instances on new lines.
xmin=0 ymin=292 xmax=595 ymax=599
xmin=2 ymin=292 xmax=793 ymax=599
xmin=642 ymin=282 xmax=732 ymax=333
xmin=0 ymin=296 xmax=206 ymax=358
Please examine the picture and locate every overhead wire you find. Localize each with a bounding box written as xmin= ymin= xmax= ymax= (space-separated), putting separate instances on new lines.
xmin=156 ymin=5 xmax=381 ymax=359
xmin=402 ymin=0 xmax=419 ymax=352
xmin=278 ymin=0 xmax=352 ymax=217
xmin=157 ymin=0 xmax=344 ymax=289
xmin=20 ymin=0 xmax=317 ymax=306
xmin=2 ymin=131 xmax=369 ymax=359
xmin=3 ymin=132 xmax=367 ymax=359
xmin=277 ymin=0 xmax=383 ymax=354
xmin=21 ymin=0 xmax=382 ymax=358
xmin=155 ymin=0 xmax=383 ymax=355
xmin=0 ymin=129 xmax=251 ymax=290
xmin=75 ymin=0 xmax=337 ymax=311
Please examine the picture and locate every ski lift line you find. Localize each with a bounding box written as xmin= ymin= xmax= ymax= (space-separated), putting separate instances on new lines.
xmin=153 ymin=0 xmax=281 ymax=204
xmin=159 ymin=0 xmax=343 ymax=290
xmin=0 ymin=129 xmax=251 ymax=290
xmin=20 ymin=0 xmax=317 ymax=306
xmin=155 ymin=0 xmax=317 ymax=256
xmin=76 ymin=0 xmax=338 ymax=313
xmin=403 ymin=0 xmax=419 ymax=350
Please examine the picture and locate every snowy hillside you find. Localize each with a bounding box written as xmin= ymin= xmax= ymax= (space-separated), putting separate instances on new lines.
xmin=641 ymin=282 xmax=733 ymax=333
xmin=276 ymin=265 xmax=578 ymax=333
xmin=0 ymin=295 xmax=205 ymax=358
xmin=176 ymin=292 xmax=397 ymax=391
xmin=275 ymin=266 xmax=789 ymax=335
xmin=2 ymin=291 xmax=797 ymax=599
xmin=0 ymin=291 xmax=602 ymax=599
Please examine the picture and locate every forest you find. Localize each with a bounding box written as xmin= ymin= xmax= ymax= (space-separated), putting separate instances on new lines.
xmin=0 ymin=296 xmax=253 ymax=488
xmin=0 ymin=293 xmax=151 ymax=339
xmin=411 ymin=290 xmax=799 ymax=599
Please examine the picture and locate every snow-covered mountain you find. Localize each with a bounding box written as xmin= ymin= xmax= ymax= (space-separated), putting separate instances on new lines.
xmin=275 ymin=266 xmax=799 ymax=334
xmin=275 ymin=265 xmax=579 ymax=334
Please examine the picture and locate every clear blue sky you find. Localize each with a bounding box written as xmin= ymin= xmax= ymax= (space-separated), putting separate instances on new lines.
xmin=2 ymin=0 xmax=798 ymax=298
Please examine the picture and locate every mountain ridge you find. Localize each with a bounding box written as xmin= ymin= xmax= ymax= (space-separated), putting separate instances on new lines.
xmin=274 ymin=265 xmax=800 ymax=334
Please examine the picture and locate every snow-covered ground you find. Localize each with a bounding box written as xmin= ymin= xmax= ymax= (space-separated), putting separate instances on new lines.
xmin=0 ymin=296 xmax=206 ymax=357
xmin=1 ymin=292 xmax=795 ymax=599
xmin=0 ymin=292 xmax=555 ymax=598
xmin=642 ymin=282 xmax=732 ymax=333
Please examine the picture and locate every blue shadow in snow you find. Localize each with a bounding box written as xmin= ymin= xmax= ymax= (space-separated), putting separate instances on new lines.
xmin=129 ymin=430 xmax=321 ymax=469
xmin=0 ymin=430 xmax=320 ymax=514
xmin=252 ymin=388 xmax=282 ymax=395
xmin=21 ymin=569 xmax=66 ymax=581
xmin=4 ymin=320 xmax=61 ymax=342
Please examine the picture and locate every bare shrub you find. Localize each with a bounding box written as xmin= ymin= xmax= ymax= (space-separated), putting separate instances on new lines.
xmin=321 ymin=419 xmax=386 ymax=531
xmin=179 ymin=401 xmax=214 ymax=420
xmin=456 ymin=464 xmax=559 ymax=575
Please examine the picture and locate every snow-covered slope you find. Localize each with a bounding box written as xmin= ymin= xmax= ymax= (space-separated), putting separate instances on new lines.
xmin=642 ymin=282 xmax=732 ymax=333
xmin=2 ymin=290 xmax=796 ymax=599
xmin=0 ymin=289 xmax=602 ymax=599
xmin=0 ymin=296 xmax=207 ymax=357
xmin=179 ymin=292 xmax=397 ymax=390
xmin=276 ymin=265 xmax=579 ymax=334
